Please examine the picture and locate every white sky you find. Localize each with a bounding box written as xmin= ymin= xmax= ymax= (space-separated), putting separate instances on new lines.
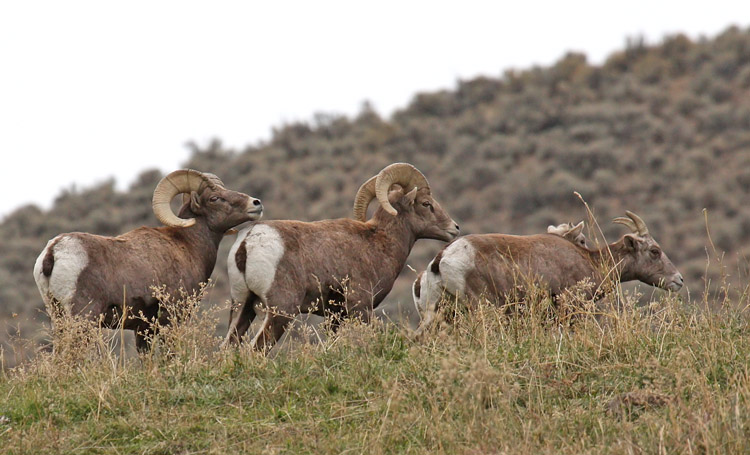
xmin=1 ymin=1 xmax=748 ymax=219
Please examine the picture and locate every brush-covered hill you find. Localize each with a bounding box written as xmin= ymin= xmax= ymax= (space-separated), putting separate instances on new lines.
xmin=2 ymin=26 xmax=750 ymax=358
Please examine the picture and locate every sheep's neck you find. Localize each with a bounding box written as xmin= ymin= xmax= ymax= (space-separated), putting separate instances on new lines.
xmin=177 ymin=206 xmax=225 ymax=248
xmin=369 ymin=208 xmax=417 ymax=280
xmin=172 ymin=206 xmax=223 ymax=278
xmin=585 ymin=239 xmax=634 ymax=287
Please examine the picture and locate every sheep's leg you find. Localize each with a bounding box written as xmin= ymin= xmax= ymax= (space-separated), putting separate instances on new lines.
xmin=248 ymin=288 xmax=303 ymax=353
xmin=413 ymin=286 xmax=441 ymax=337
xmin=249 ymin=311 xmax=294 ymax=354
xmin=44 ymin=297 xmax=66 ymax=354
xmin=325 ymin=295 xmax=374 ymax=333
xmin=133 ymin=302 xmax=160 ymax=353
xmin=223 ymin=294 xmax=258 ymax=347
xmin=413 ymin=307 xmax=437 ymax=337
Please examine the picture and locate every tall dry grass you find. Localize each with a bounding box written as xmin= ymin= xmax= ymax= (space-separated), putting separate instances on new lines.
xmin=1 ymin=262 xmax=749 ymax=454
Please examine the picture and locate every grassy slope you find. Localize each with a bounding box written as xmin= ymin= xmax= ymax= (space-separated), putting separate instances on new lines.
xmin=4 ymin=27 xmax=750 ymax=366
xmin=2 ymin=287 xmax=750 ymax=454
xmin=2 ymin=26 xmax=750 ymax=453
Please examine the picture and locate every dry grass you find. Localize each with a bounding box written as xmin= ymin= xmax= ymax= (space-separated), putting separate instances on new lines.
xmin=2 ymin=207 xmax=748 ymax=454
xmin=1 ymin=272 xmax=750 ymax=454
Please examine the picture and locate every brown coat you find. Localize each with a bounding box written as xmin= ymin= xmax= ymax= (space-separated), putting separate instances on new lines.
xmin=225 ymin=186 xmax=459 ymax=351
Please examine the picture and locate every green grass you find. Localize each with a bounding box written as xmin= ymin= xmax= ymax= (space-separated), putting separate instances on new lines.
xmin=2 ymin=289 xmax=750 ymax=454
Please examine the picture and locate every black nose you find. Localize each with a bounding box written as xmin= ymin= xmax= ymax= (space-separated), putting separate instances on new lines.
xmin=455 ymin=224 xmax=460 ymax=231
xmin=253 ymin=199 xmax=262 ymax=206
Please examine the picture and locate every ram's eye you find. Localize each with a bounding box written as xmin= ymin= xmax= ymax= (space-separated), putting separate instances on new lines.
xmin=650 ymin=248 xmax=660 ymax=257
xmin=422 ymin=202 xmax=430 ymax=207
xmin=209 ymin=196 xmax=221 ymax=203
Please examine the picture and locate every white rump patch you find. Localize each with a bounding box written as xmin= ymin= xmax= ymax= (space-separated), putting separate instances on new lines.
xmin=413 ymin=239 xmax=477 ymax=335
xmin=32 ymin=235 xmax=89 ymax=315
xmin=438 ymin=238 xmax=476 ymax=297
xmin=228 ymin=224 xmax=284 ymax=303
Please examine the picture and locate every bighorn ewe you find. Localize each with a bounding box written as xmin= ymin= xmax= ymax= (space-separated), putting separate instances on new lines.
xmin=33 ymin=169 xmax=263 ymax=350
xmin=224 ymin=163 xmax=459 ymax=352
xmin=412 ymin=220 xmax=589 ymax=315
xmin=414 ymin=211 xmax=683 ymax=332
xmin=547 ymin=221 xmax=587 ymax=248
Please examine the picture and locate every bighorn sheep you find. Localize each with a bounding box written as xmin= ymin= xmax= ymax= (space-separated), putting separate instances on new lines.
xmin=412 ymin=220 xmax=589 ymax=314
xmin=33 ymin=169 xmax=263 ymax=350
xmin=224 ymin=163 xmax=459 ymax=352
xmin=547 ymin=221 xmax=587 ymax=248
xmin=414 ymin=211 xmax=683 ymax=332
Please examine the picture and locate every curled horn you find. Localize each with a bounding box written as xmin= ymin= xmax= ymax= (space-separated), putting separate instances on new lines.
xmin=374 ymin=163 xmax=430 ymax=216
xmin=179 ymin=172 xmax=226 ymax=206
xmin=152 ymin=169 xmax=213 ymax=228
xmin=200 ymin=173 xmax=226 ymax=189
xmin=353 ymin=175 xmax=377 ymax=221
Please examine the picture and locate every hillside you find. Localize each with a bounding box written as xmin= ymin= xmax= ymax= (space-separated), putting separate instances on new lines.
xmin=2 ymin=289 xmax=750 ymax=453
xmin=2 ymin=26 xmax=750 ymax=361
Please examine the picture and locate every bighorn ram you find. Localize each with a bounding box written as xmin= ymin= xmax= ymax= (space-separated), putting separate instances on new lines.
xmin=414 ymin=211 xmax=683 ymax=332
xmin=33 ymin=170 xmax=263 ymax=350
xmin=224 ymin=163 xmax=459 ymax=352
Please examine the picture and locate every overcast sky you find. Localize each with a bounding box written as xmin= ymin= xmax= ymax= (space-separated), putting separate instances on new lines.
xmin=1 ymin=1 xmax=748 ymax=219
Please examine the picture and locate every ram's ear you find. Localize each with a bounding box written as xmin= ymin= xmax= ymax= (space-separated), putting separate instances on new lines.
xmin=403 ymin=187 xmax=418 ymax=206
xmin=189 ymin=191 xmax=202 ymax=213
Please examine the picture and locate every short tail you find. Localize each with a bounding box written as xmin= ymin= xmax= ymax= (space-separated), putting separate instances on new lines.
xmin=42 ymin=249 xmax=55 ymax=277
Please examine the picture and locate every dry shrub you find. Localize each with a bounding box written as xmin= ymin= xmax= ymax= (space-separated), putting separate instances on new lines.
xmin=2 ymin=271 xmax=750 ymax=453
xmin=42 ymin=301 xmax=114 ymax=371
xmin=141 ymin=281 xmax=224 ymax=366
xmin=5 ymin=300 xmax=119 ymax=382
xmin=10 ymin=281 xmax=227 ymax=380
xmin=329 ymin=317 xmax=379 ymax=352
